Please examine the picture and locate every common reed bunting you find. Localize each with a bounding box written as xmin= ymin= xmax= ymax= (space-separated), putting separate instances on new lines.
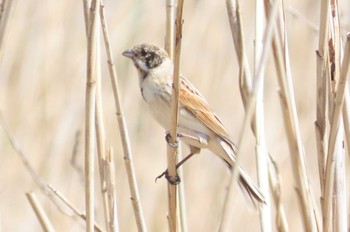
xmin=123 ymin=43 xmax=265 ymax=205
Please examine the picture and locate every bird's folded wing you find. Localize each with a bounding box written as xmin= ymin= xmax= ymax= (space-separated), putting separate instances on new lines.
xmin=179 ymin=77 xmax=231 ymax=141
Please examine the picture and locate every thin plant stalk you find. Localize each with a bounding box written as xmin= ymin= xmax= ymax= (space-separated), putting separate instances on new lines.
xmin=99 ymin=2 xmax=146 ymax=231
xmin=165 ymin=0 xmax=187 ymax=231
xmin=105 ymin=147 xmax=119 ymax=232
xmin=218 ymin=79 xmax=256 ymax=232
xmin=267 ymin=0 xmax=319 ymax=230
xmin=165 ymin=0 xmax=175 ymax=59
xmin=93 ymin=9 xmax=111 ymax=230
xmin=328 ymin=3 xmax=344 ymax=230
xmin=315 ymin=0 xmax=330 ymax=197
xmin=177 ymin=149 xmax=188 ymax=232
xmin=284 ymin=5 xmax=318 ymax=33
xmin=219 ymin=1 xmax=279 ymax=231
xmin=0 ymin=114 xmax=47 ymax=191
xmin=333 ymin=123 xmax=347 ymax=232
xmin=323 ymin=33 xmax=350 ymax=232
xmin=85 ymin=0 xmax=100 ymax=231
xmin=342 ymin=87 xmax=350 ymax=154
xmin=25 ymin=192 xmax=55 ymax=232
xmin=166 ymin=0 xmax=185 ymax=230
xmin=255 ymin=1 xmax=272 ymax=231
xmin=227 ymin=0 xmax=288 ymax=230
xmin=95 ymin=86 xmax=112 ymax=231
xmin=0 ymin=115 xmax=104 ymax=231
xmin=226 ymin=0 xmax=253 ymax=117
xmin=47 ymin=185 xmax=105 ymax=232
xmin=0 ymin=0 xmax=13 ymax=59
xmin=272 ymin=31 xmax=319 ymax=230
xmin=268 ymin=157 xmax=289 ymax=232
xmin=82 ymin=0 xmax=90 ymax=35
xmin=95 ymin=87 xmax=111 ymax=232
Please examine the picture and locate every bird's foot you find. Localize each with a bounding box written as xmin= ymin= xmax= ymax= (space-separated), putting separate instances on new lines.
xmin=155 ymin=169 xmax=181 ymax=185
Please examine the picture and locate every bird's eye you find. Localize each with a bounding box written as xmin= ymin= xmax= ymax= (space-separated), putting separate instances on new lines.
xmin=141 ymin=50 xmax=147 ymax=57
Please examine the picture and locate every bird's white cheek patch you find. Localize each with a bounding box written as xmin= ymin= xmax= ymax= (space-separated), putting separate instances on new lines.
xmin=135 ymin=60 xmax=149 ymax=72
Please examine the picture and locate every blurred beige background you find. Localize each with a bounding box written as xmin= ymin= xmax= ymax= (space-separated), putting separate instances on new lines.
xmin=0 ymin=0 xmax=349 ymax=231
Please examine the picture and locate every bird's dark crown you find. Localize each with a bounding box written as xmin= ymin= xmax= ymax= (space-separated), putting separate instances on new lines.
xmin=131 ymin=44 xmax=169 ymax=69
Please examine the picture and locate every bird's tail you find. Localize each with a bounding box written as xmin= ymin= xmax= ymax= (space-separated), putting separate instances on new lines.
xmin=238 ymin=167 xmax=266 ymax=206
xmin=219 ymin=139 xmax=266 ymax=206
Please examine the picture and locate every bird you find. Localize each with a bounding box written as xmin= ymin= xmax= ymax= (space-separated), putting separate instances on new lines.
xmin=122 ymin=43 xmax=265 ymax=205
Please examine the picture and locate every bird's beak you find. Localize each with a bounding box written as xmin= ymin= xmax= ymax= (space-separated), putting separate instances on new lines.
xmin=122 ymin=49 xmax=134 ymax=58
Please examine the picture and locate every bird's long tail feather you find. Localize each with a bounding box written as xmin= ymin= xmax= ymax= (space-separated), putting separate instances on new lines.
xmin=238 ymin=167 xmax=266 ymax=205
xmin=220 ymin=140 xmax=266 ymax=206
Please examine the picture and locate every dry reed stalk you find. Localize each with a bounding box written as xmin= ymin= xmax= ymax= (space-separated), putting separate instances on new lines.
xmin=219 ymin=1 xmax=279 ymax=231
xmin=268 ymin=157 xmax=288 ymax=232
xmin=93 ymin=18 xmax=113 ymax=232
xmin=177 ymin=154 xmax=188 ymax=232
xmin=0 ymin=114 xmax=104 ymax=231
xmin=284 ymin=5 xmax=318 ymax=33
xmin=166 ymin=0 xmax=185 ymax=231
xmin=218 ymin=72 xmax=256 ymax=232
xmin=323 ymin=33 xmax=350 ymax=232
xmin=25 ymin=192 xmax=55 ymax=232
xmin=47 ymin=185 xmax=105 ymax=232
xmin=326 ymin=3 xmax=346 ymax=231
xmin=84 ymin=0 xmax=101 ymax=230
xmin=165 ymin=0 xmax=175 ymax=59
xmin=315 ymin=0 xmax=331 ymax=227
xmin=0 ymin=0 xmax=13 ymax=59
xmin=320 ymin=1 xmax=340 ymax=228
xmin=82 ymin=0 xmax=90 ymax=35
xmin=226 ymin=0 xmax=253 ymax=115
xmin=99 ymin=2 xmax=146 ymax=231
xmin=0 ymin=114 xmax=47 ymax=192
xmin=342 ymin=89 xmax=350 ymax=153
xmin=105 ymin=147 xmax=119 ymax=232
xmin=95 ymin=100 xmax=110 ymax=224
xmin=266 ymin=0 xmax=320 ymax=231
xmin=95 ymin=89 xmax=111 ymax=232
xmin=223 ymin=5 xmax=251 ymax=228
xmin=70 ymin=131 xmax=85 ymax=181
xmin=0 ymin=0 xmax=8 ymax=22
xmin=165 ymin=1 xmax=187 ymax=231
xmin=93 ymin=7 xmax=111 ymax=230
xmin=333 ymin=124 xmax=347 ymax=231
xmin=315 ymin=0 xmax=330 ymax=198
xmin=227 ymin=0 xmax=288 ymax=230
xmin=254 ymin=1 xmax=272 ymax=231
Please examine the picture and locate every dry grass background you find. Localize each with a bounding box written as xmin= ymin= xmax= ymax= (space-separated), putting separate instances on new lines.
xmin=0 ymin=0 xmax=349 ymax=231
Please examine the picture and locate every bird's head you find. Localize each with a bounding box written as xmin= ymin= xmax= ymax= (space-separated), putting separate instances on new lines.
xmin=122 ymin=43 xmax=170 ymax=74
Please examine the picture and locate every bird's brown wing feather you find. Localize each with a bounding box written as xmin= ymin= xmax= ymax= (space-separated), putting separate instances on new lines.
xmin=179 ymin=77 xmax=231 ymax=140
xmin=179 ymin=78 xmax=266 ymax=205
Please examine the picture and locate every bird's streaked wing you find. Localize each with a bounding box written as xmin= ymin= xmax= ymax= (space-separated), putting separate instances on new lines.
xmin=179 ymin=77 xmax=231 ymax=141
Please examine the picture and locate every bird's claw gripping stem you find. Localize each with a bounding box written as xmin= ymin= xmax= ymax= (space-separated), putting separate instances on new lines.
xmin=155 ymin=170 xmax=181 ymax=185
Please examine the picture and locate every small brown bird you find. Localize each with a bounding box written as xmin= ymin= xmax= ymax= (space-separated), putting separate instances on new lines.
xmin=122 ymin=43 xmax=265 ymax=205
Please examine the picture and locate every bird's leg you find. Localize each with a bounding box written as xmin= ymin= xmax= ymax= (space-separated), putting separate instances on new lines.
xmin=163 ymin=131 xmax=180 ymax=184
xmin=155 ymin=152 xmax=196 ymax=184
xmin=165 ymin=131 xmax=208 ymax=149
xmin=157 ymin=132 xmax=206 ymax=184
